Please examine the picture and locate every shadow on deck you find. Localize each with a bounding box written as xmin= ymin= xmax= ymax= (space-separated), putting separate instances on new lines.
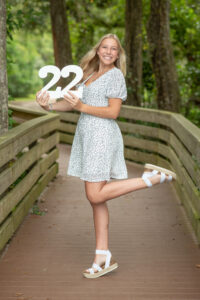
xmin=0 ymin=143 xmax=200 ymax=300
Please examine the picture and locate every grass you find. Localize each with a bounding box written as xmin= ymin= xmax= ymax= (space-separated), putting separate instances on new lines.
xmin=9 ymin=94 xmax=36 ymax=102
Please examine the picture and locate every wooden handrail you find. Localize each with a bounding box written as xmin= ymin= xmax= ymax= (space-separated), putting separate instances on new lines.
xmin=7 ymin=103 xmax=200 ymax=244
xmin=0 ymin=108 xmax=60 ymax=252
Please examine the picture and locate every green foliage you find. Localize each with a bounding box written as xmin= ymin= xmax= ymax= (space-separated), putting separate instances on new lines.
xmin=67 ymin=0 xmax=125 ymax=64
xmin=6 ymin=0 xmax=53 ymax=98
xmin=31 ymin=203 xmax=46 ymax=216
xmin=6 ymin=1 xmax=24 ymax=40
xmin=5 ymin=0 xmax=200 ymax=127
xmin=181 ymin=105 xmax=200 ymax=128
xmin=170 ymin=0 xmax=200 ymax=104
xmin=6 ymin=0 xmax=49 ymax=34
xmin=19 ymin=0 xmax=49 ymax=32
xmin=7 ymin=31 xmax=54 ymax=97
xmin=8 ymin=109 xmax=17 ymax=129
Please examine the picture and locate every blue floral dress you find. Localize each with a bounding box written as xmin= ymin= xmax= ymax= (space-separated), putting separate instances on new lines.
xmin=67 ymin=67 xmax=128 ymax=182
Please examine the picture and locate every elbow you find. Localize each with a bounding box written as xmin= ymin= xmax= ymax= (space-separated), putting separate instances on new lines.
xmin=110 ymin=110 xmax=118 ymax=119
xmin=111 ymin=108 xmax=120 ymax=120
xmin=113 ymin=112 xmax=119 ymax=120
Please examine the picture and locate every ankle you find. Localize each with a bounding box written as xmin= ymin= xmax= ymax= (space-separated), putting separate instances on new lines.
xmin=94 ymin=253 xmax=107 ymax=263
xmin=96 ymin=247 xmax=108 ymax=250
xmin=148 ymin=174 xmax=161 ymax=185
xmin=142 ymin=170 xmax=161 ymax=188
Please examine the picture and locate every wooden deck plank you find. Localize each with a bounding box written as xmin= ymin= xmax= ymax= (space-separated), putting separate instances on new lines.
xmin=0 ymin=144 xmax=200 ymax=300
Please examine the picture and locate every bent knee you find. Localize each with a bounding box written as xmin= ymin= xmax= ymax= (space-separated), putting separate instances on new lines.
xmin=84 ymin=180 xmax=107 ymax=204
xmin=86 ymin=192 xmax=102 ymax=204
xmin=86 ymin=190 xmax=106 ymax=204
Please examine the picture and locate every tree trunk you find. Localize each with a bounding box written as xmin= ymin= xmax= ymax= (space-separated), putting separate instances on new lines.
xmin=125 ymin=0 xmax=143 ymax=106
xmin=0 ymin=0 xmax=8 ymax=134
xmin=147 ymin=0 xmax=181 ymax=112
xmin=50 ymin=0 xmax=73 ymax=88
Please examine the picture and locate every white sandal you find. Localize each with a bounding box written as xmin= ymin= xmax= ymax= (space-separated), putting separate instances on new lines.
xmin=82 ymin=249 xmax=118 ymax=279
xmin=142 ymin=163 xmax=176 ymax=187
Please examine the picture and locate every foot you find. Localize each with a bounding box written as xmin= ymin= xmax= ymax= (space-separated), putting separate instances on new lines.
xmin=82 ymin=249 xmax=118 ymax=278
xmin=142 ymin=168 xmax=172 ymax=187
xmin=84 ymin=253 xmax=107 ymax=274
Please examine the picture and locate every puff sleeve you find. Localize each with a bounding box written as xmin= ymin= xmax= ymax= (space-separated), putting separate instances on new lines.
xmin=106 ymin=69 xmax=127 ymax=102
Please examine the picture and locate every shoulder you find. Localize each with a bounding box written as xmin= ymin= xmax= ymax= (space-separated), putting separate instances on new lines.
xmin=105 ymin=67 xmax=127 ymax=101
xmin=109 ymin=67 xmax=125 ymax=81
xmin=111 ymin=67 xmax=124 ymax=76
xmin=106 ymin=67 xmax=126 ymax=88
xmin=114 ymin=67 xmax=124 ymax=76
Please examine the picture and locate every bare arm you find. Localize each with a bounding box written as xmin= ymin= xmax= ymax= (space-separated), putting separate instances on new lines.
xmin=45 ymin=99 xmax=74 ymax=112
xmin=79 ymin=98 xmax=122 ymax=119
xmin=63 ymin=91 xmax=122 ymax=119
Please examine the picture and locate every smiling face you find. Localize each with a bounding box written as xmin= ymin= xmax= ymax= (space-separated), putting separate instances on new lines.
xmin=97 ymin=38 xmax=119 ymax=67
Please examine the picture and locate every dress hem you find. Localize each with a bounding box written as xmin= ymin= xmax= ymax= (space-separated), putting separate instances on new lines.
xmin=67 ymin=172 xmax=128 ymax=182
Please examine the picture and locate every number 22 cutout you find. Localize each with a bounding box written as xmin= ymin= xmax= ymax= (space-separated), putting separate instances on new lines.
xmin=38 ymin=65 xmax=83 ymax=103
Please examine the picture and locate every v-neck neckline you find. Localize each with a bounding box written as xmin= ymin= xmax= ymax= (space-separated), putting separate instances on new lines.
xmin=84 ymin=67 xmax=116 ymax=88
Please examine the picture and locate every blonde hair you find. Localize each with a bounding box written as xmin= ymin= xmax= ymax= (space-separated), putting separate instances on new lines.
xmin=79 ymin=33 xmax=126 ymax=82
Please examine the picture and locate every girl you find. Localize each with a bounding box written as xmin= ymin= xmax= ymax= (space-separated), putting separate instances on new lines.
xmin=36 ymin=33 xmax=176 ymax=279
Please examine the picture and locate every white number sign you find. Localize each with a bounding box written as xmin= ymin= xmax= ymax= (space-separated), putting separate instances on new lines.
xmin=38 ymin=65 xmax=83 ymax=103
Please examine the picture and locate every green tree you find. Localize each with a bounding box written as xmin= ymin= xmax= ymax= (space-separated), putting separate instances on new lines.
xmin=0 ymin=0 xmax=8 ymax=134
xmin=125 ymin=0 xmax=143 ymax=106
xmin=50 ymin=0 xmax=73 ymax=88
xmin=147 ymin=0 xmax=181 ymax=112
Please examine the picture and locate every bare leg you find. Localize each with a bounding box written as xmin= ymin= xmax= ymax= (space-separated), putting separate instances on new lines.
xmin=92 ymin=202 xmax=109 ymax=264
xmin=92 ymin=201 xmax=109 ymax=251
xmin=85 ymin=169 xmax=169 ymax=205
xmin=83 ymin=170 xmax=171 ymax=273
xmin=84 ymin=183 xmax=109 ymax=273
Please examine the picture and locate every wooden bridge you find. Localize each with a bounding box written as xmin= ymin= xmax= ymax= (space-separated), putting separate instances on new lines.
xmin=0 ymin=101 xmax=200 ymax=299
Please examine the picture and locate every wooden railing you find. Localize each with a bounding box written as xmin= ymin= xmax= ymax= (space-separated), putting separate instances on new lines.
xmin=0 ymin=107 xmax=60 ymax=252
xmin=58 ymin=106 xmax=200 ymax=243
xmin=8 ymin=103 xmax=200 ymax=244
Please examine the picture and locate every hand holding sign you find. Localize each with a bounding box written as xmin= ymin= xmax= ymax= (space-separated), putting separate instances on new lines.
xmin=38 ymin=65 xmax=83 ymax=103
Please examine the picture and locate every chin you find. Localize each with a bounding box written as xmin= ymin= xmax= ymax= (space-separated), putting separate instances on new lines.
xmin=102 ymin=60 xmax=115 ymax=66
